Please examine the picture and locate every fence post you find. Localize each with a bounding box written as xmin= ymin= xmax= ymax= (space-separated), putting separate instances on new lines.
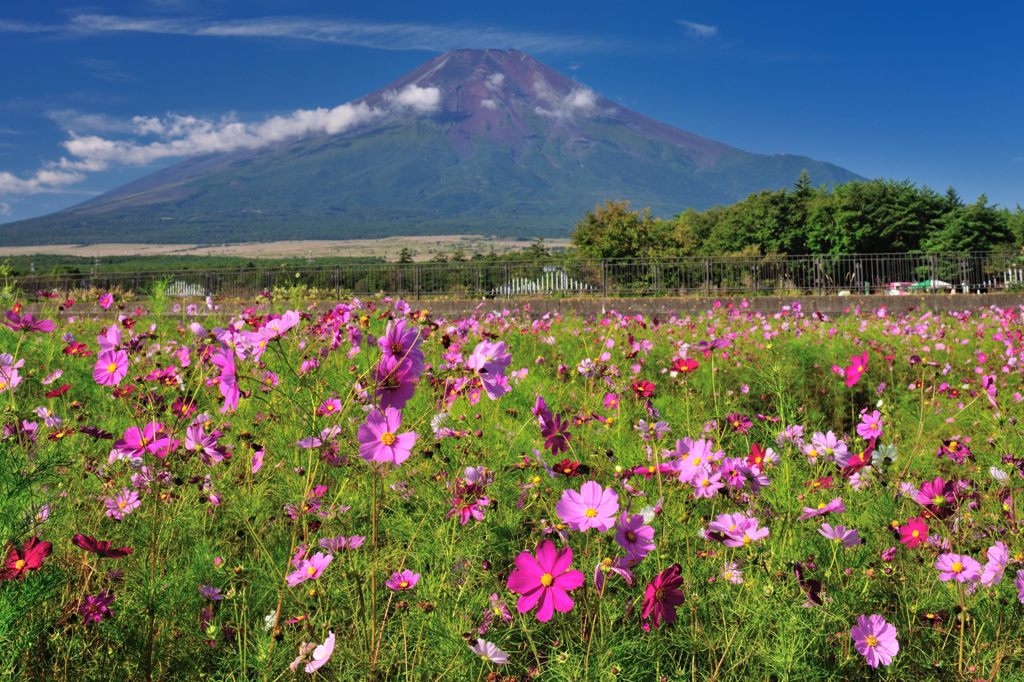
xmin=504 ymin=263 xmax=510 ymax=301
xmin=704 ymin=258 xmax=711 ymax=296
xmin=601 ymin=261 xmax=607 ymax=298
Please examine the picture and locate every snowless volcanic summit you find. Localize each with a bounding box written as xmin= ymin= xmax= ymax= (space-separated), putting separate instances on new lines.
xmin=0 ymin=49 xmax=861 ymax=245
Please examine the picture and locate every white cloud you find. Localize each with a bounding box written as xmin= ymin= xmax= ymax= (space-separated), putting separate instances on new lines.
xmin=676 ymin=20 xmax=719 ymax=39
xmin=486 ymin=73 xmax=505 ymax=90
xmin=480 ymin=98 xmax=498 ymax=110
xmin=383 ymin=84 xmax=441 ymax=112
xmin=58 ymin=14 xmax=613 ymax=54
xmin=0 ymin=84 xmax=441 ymax=197
xmin=532 ymin=79 xmax=599 ymax=120
xmin=0 ymin=201 xmax=10 ymax=216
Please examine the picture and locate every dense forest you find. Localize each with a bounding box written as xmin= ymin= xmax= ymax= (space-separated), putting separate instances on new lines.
xmin=571 ymin=173 xmax=1024 ymax=259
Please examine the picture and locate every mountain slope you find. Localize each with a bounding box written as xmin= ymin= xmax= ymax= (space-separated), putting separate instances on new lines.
xmin=0 ymin=49 xmax=861 ymax=245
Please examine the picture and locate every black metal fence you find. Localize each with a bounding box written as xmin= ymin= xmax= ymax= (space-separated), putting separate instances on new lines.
xmin=10 ymin=251 xmax=1024 ymax=301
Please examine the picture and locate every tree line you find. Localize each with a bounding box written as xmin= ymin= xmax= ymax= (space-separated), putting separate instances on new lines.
xmin=571 ymin=172 xmax=1024 ymax=259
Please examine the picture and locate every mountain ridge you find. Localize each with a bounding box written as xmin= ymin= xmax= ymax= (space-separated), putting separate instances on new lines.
xmin=0 ymin=49 xmax=862 ymax=245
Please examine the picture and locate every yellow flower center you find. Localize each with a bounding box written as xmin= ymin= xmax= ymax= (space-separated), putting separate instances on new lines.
xmin=14 ymin=559 xmax=25 ymax=571
xmin=118 ymin=500 xmax=127 ymax=509
xmin=911 ymin=530 xmax=920 ymax=538
xmin=949 ymin=441 xmax=957 ymax=449
xmin=692 ymin=457 xmax=702 ymax=466
xmin=380 ymin=432 xmax=396 ymax=446
xmin=399 ymin=580 xmax=409 ymax=588
xmin=307 ymin=566 xmax=317 ymax=576
xmin=531 ymin=476 xmax=541 ymax=484
xmin=540 ymin=573 xmax=554 ymax=587
xmin=952 ymin=561 xmax=964 ymax=573
xmin=701 ymin=478 xmax=710 ymax=486
xmin=865 ymin=634 xmax=878 ymax=647
xmin=817 ymin=502 xmax=826 ymax=509
xmin=107 ymin=362 xmax=118 ymax=374
xmin=585 ymin=508 xmax=598 ymax=518
xmin=932 ymin=495 xmax=945 ymax=506
xmin=742 ymin=535 xmax=751 ymax=545
xmin=326 ymin=404 xmax=334 ymax=411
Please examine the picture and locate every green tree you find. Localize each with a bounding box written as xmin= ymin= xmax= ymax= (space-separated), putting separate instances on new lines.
xmin=923 ymin=195 xmax=1012 ymax=253
xmin=571 ymin=200 xmax=659 ymax=259
xmin=398 ymin=247 xmax=415 ymax=264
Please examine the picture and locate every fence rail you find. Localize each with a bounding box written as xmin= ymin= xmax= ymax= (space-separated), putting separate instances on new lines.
xmin=9 ymin=251 xmax=1024 ymax=301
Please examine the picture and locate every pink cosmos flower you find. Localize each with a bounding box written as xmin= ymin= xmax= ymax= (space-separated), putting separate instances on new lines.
xmin=506 ymin=540 xmax=584 ymax=622
xmin=357 ymin=407 xmax=416 ymax=466
xmin=1016 ymin=570 xmax=1024 ymax=604
xmin=593 ymin=556 xmax=635 ymax=593
xmin=691 ymin=470 xmax=724 ymax=498
xmin=641 ymin=563 xmax=685 ymax=630
xmin=935 ymin=553 xmax=981 ymax=583
xmin=93 ymin=349 xmax=129 ymax=386
xmin=97 ymin=293 xmax=114 ymax=310
xmin=819 ymin=523 xmax=862 ymax=547
xmin=674 ymin=438 xmax=722 ymax=484
xmin=850 ymin=614 xmax=898 ymax=668
xmin=209 ymin=346 xmax=239 ymax=413
xmin=798 ymin=497 xmax=846 ymax=521
xmin=722 ymin=517 xmax=770 ymax=548
xmin=555 ymin=480 xmax=619 ymax=532
xmin=104 ymin=488 xmax=140 ymax=520
xmin=286 ymin=552 xmax=333 ymax=586
xmin=856 ymin=410 xmax=883 ymax=440
xmin=379 ymin=318 xmax=425 ymax=377
xmin=980 ymin=541 xmax=1009 ymax=587
xmin=844 ymin=351 xmax=868 ymax=387
xmin=386 ymin=569 xmax=420 ymax=591
xmin=614 ymin=513 xmax=655 ymax=559
xmin=291 ymin=631 xmax=335 ymax=673
xmin=469 ymin=639 xmax=508 ymax=665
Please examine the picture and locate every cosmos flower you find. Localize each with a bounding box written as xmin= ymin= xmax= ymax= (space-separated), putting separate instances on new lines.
xmin=980 ymin=542 xmax=1009 ymax=587
xmin=104 ymin=489 xmax=141 ymax=521
xmin=899 ymin=518 xmax=928 ymax=549
xmin=1 ymin=536 xmax=52 ymax=581
xmin=71 ymin=534 xmax=133 ymax=558
xmin=291 ymin=631 xmax=335 ymax=673
xmin=507 ymin=540 xmax=584 ymax=622
xmin=555 ymin=481 xmax=619 ymax=532
xmin=641 ymin=563 xmax=685 ymax=630
xmin=469 ymin=638 xmax=509 ymax=665
xmin=850 ymin=614 xmax=898 ymax=668
xmin=286 ymin=552 xmax=333 ymax=587
xmin=386 ymin=570 xmax=420 ymax=591
xmin=819 ymin=523 xmax=862 ymax=547
xmin=79 ymin=591 xmax=115 ymax=624
xmin=844 ymin=351 xmax=868 ymax=387
xmin=614 ymin=513 xmax=655 ymax=559
xmin=856 ymin=410 xmax=883 ymax=440
xmin=935 ymin=553 xmax=981 ymax=583
xmin=798 ymin=497 xmax=845 ymax=521
xmin=357 ymin=407 xmax=416 ymax=466
xmin=97 ymin=293 xmax=114 ymax=310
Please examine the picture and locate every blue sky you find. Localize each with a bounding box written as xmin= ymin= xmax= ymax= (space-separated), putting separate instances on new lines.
xmin=1 ymin=0 xmax=1022 ymax=224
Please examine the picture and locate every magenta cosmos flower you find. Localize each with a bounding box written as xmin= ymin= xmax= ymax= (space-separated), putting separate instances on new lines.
xmin=844 ymin=351 xmax=868 ymax=387
xmin=357 ymin=407 xmax=416 ymax=466
xmin=555 ymin=480 xmax=619 ymax=532
xmin=507 ymin=540 xmax=584 ymax=622
xmin=899 ymin=517 xmax=928 ymax=548
xmin=386 ymin=569 xmax=420 ymax=591
xmin=850 ymin=614 xmax=898 ymax=668
xmin=93 ymin=349 xmax=129 ymax=386
xmin=641 ymin=563 xmax=685 ymax=630
xmin=935 ymin=553 xmax=981 ymax=583
xmin=97 ymin=293 xmax=114 ymax=310
xmin=286 ymin=552 xmax=333 ymax=586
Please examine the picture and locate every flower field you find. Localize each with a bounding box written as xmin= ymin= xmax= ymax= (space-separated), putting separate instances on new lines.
xmin=2 ymin=294 xmax=1024 ymax=681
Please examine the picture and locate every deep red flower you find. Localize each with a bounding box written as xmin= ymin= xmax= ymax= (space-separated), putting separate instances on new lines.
xmin=555 ymin=459 xmax=581 ymax=477
xmin=63 ymin=342 xmax=93 ymax=357
xmin=1 ymin=537 xmax=52 ymax=581
xmin=641 ymin=563 xmax=685 ymax=630
xmin=631 ymin=380 xmax=656 ymax=398
xmin=71 ymin=534 xmax=134 ymax=559
xmin=45 ymin=384 xmax=71 ymax=398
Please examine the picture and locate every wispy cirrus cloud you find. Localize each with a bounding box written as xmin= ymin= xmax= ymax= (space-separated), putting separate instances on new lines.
xmin=676 ymin=19 xmax=719 ymax=39
xmin=0 ymin=84 xmax=441 ymax=197
xmin=0 ymin=13 xmax=615 ymax=54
